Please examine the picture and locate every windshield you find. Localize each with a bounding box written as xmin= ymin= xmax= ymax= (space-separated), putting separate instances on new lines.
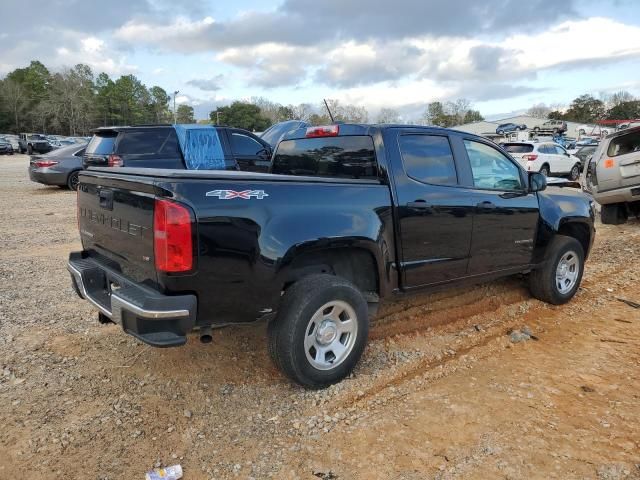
xmin=261 ymin=121 xmax=307 ymax=147
xmin=28 ymin=134 xmax=47 ymax=141
xmin=503 ymin=143 xmax=534 ymax=153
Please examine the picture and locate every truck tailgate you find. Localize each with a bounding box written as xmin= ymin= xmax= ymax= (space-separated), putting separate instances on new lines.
xmin=77 ymin=172 xmax=157 ymax=286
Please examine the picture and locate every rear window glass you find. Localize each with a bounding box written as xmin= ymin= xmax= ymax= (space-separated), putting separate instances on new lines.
xmin=607 ymin=130 xmax=640 ymax=157
xmin=272 ymin=136 xmax=377 ymax=179
xmin=117 ymin=129 xmax=181 ymax=157
xmin=86 ymin=134 xmax=116 ymax=155
xmin=503 ymin=143 xmax=534 ymax=153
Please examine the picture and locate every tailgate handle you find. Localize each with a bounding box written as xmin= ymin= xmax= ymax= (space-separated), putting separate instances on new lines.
xmin=99 ymin=189 xmax=114 ymax=210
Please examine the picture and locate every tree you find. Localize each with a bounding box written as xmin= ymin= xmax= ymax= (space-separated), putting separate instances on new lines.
xmin=292 ymin=103 xmax=313 ymax=122
xmin=607 ymin=100 xmax=640 ymax=120
xmin=548 ymin=110 xmax=565 ymax=120
xmin=322 ymin=99 xmax=368 ymax=122
xmin=149 ymin=86 xmax=170 ymax=123
xmin=563 ymin=94 xmax=606 ymax=123
xmin=210 ymin=102 xmax=271 ymax=131
xmin=422 ymin=102 xmax=455 ymax=127
xmin=0 ymin=79 xmax=27 ymax=132
xmin=176 ymin=104 xmax=195 ymax=123
xmin=463 ymin=110 xmax=484 ymax=123
xmin=526 ymin=103 xmax=552 ymax=119
xmin=376 ymin=107 xmax=401 ymax=124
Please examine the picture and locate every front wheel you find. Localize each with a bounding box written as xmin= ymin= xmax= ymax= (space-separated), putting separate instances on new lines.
xmin=268 ymin=274 xmax=369 ymax=389
xmin=497 ymin=130 xmax=504 ymax=135
xmin=27 ymin=145 xmax=33 ymax=155
xmin=529 ymin=236 xmax=584 ymax=305
xmin=569 ymin=163 xmax=581 ymax=181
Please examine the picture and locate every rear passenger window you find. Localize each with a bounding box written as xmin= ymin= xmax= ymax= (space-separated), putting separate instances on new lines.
xmin=117 ymin=129 xmax=181 ymax=157
xmin=272 ymin=136 xmax=377 ymax=179
xmin=398 ymin=135 xmax=457 ymax=185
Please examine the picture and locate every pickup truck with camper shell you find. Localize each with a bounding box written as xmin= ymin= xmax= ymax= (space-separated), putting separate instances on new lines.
xmin=68 ymin=123 xmax=596 ymax=388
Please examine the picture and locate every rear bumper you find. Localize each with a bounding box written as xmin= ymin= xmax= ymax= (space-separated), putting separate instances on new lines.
xmin=67 ymin=252 xmax=197 ymax=347
xmin=28 ymin=168 xmax=67 ymax=186
xmin=593 ymin=185 xmax=640 ymax=205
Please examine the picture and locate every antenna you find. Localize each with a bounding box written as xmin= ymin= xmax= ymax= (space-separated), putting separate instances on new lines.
xmin=323 ymin=99 xmax=335 ymax=123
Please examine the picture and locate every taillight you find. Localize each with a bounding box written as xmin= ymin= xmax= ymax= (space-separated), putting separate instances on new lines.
xmin=523 ymin=154 xmax=538 ymax=161
xmin=154 ymin=199 xmax=193 ymax=273
xmin=34 ymin=160 xmax=58 ymax=168
xmin=107 ymin=154 xmax=123 ymax=167
xmin=305 ymin=125 xmax=339 ymax=138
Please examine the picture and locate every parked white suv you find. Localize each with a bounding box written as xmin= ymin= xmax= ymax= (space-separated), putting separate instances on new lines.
xmin=503 ymin=142 xmax=583 ymax=180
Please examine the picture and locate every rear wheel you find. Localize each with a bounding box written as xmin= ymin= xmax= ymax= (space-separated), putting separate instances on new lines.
xmin=27 ymin=144 xmax=33 ymax=155
xmin=569 ymin=163 xmax=581 ymax=181
xmin=67 ymin=171 xmax=80 ymax=191
xmin=539 ymin=164 xmax=550 ymax=176
xmin=529 ymin=235 xmax=584 ymax=305
xmin=267 ymin=274 xmax=369 ymax=389
xmin=601 ymin=203 xmax=628 ymax=225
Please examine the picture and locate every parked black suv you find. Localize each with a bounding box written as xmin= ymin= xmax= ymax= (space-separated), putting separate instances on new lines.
xmin=83 ymin=125 xmax=273 ymax=172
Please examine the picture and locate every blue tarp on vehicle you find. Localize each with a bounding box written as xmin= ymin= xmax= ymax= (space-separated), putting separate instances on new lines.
xmin=174 ymin=124 xmax=225 ymax=170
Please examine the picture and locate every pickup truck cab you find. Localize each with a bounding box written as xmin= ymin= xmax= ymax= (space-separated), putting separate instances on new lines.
xmin=68 ymin=124 xmax=595 ymax=388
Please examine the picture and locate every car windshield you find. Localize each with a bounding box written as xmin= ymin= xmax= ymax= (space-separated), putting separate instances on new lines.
xmin=28 ymin=134 xmax=46 ymax=141
xmin=503 ymin=143 xmax=534 ymax=153
xmin=261 ymin=121 xmax=306 ymax=147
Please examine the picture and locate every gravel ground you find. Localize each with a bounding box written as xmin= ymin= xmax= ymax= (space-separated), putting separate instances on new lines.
xmin=1 ymin=155 xmax=639 ymax=479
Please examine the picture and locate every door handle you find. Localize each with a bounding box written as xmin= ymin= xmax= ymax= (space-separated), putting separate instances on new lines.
xmin=476 ymin=201 xmax=497 ymax=210
xmin=407 ymin=200 xmax=431 ymax=210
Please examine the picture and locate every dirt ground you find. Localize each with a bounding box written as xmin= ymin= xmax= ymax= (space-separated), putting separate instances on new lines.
xmin=1 ymin=154 xmax=639 ymax=480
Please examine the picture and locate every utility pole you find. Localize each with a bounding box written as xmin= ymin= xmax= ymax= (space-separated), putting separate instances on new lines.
xmin=215 ymin=110 xmax=221 ymax=125
xmin=173 ymin=90 xmax=179 ymax=124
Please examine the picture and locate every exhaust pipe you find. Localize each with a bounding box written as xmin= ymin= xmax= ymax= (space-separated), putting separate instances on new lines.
xmin=199 ymin=326 xmax=213 ymax=344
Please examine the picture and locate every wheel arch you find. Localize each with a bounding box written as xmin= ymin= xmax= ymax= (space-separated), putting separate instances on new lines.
xmin=557 ymin=220 xmax=592 ymax=260
xmin=281 ymin=246 xmax=380 ymax=297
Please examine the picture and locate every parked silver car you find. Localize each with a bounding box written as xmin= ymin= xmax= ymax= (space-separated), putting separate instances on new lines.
xmin=582 ymin=126 xmax=640 ymax=224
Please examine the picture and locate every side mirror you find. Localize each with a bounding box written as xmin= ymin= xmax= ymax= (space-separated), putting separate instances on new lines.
xmin=529 ymin=172 xmax=547 ymax=193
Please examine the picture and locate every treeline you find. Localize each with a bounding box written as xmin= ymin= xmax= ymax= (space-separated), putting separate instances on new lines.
xmin=0 ymin=60 xmax=195 ymax=135
xmin=527 ymin=92 xmax=640 ymax=123
xmin=1 ymin=60 xmax=488 ymax=135
xmin=210 ymin=97 xmax=484 ymax=131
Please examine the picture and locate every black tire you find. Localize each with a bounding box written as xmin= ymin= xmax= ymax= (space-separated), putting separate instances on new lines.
xmin=67 ymin=171 xmax=80 ymax=191
xmin=529 ymin=235 xmax=584 ymax=305
xmin=539 ymin=164 xmax=550 ymax=176
xmin=579 ymin=129 xmax=586 ymax=135
xmin=27 ymin=144 xmax=33 ymax=155
xmin=601 ymin=203 xmax=628 ymax=225
xmin=267 ymin=274 xmax=369 ymax=389
xmin=534 ymin=126 xmax=540 ymax=132
xmin=497 ymin=130 xmax=504 ymax=135
xmin=569 ymin=163 xmax=581 ymax=181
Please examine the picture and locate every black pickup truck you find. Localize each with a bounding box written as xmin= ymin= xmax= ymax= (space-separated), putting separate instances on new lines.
xmin=68 ymin=124 xmax=595 ymax=388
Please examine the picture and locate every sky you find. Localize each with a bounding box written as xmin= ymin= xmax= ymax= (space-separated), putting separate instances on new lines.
xmin=2 ymin=0 xmax=640 ymax=121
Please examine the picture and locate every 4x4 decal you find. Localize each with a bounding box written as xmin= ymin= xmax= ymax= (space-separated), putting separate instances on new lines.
xmin=206 ymin=189 xmax=269 ymax=200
